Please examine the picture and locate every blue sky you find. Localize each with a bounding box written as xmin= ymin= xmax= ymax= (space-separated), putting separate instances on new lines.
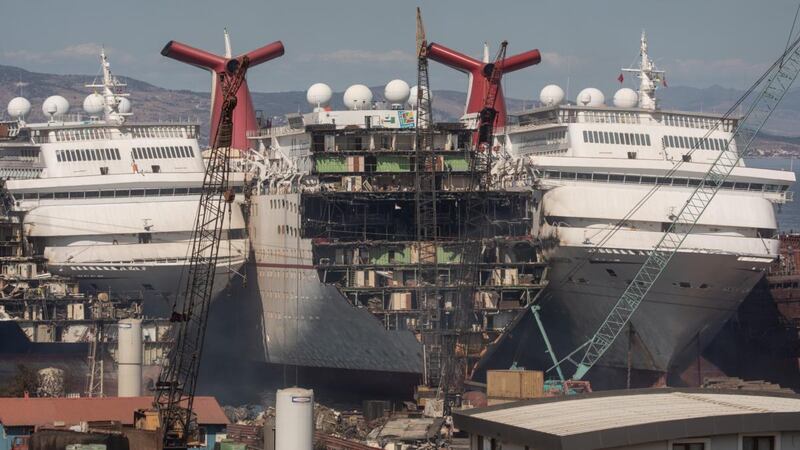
xmin=2 ymin=0 xmax=798 ymax=98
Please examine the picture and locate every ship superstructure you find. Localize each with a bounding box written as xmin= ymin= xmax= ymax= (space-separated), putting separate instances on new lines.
xmin=0 ymin=50 xmax=248 ymax=312
xmin=240 ymin=80 xmax=547 ymax=385
xmin=501 ymin=32 xmax=795 ymax=383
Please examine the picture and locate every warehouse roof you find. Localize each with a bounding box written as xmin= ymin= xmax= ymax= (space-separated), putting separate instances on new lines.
xmin=453 ymin=388 xmax=800 ymax=450
xmin=0 ymin=396 xmax=229 ymax=427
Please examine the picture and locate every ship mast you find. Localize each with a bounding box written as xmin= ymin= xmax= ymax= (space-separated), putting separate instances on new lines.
xmin=86 ymin=48 xmax=130 ymax=124
xmin=622 ymin=31 xmax=665 ymax=110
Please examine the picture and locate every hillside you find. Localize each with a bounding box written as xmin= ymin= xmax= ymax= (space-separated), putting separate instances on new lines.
xmin=1 ymin=64 xmax=799 ymax=152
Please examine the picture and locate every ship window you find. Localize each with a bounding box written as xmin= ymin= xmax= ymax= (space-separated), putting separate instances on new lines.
xmin=627 ymin=151 xmax=637 ymax=159
xmin=69 ymin=192 xmax=84 ymax=199
xmin=623 ymin=175 xmax=640 ymax=183
xmin=100 ymin=191 xmax=115 ymax=198
xmin=561 ymin=172 xmax=576 ymax=180
xmin=644 ymin=134 xmax=651 ymax=146
xmin=682 ymin=154 xmax=692 ymax=162
xmin=99 ymin=167 xmax=109 ymax=175
xmin=21 ymin=193 xmax=37 ymax=199
xmin=734 ymin=182 xmax=749 ymax=191
xmin=721 ymin=181 xmax=734 ymax=189
xmin=577 ymin=173 xmax=592 ymax=180
xmin=130 ymin=189 xmax=144 ymax=197
xmin=114 ymin=148 xmax=120 ymax=160
xmin=159 ymin=188 xmax=174 ymax=195
xmin=159 ymin=147 xmax=166 ymax=158
xmin=591 ymin=131 xmax=598 ymax=143
xmin=55 ymin=192 xmax=69 ymax=199
xmin=624 ymin=133 xmax=631 ymax=145
xmin=56 ymin=151 xmax=63 ymax=162
xmin=545 ymin=171 xmax=560 ymax=179
xmin=613 ymin=133 xmax=620 ymax=144
xmin=672 ymin=178 xmax=688 ymax=186
xmin=145 ymin=148 xmax=152 ymax=158
xmin=750 ymin=183 xmax=764 ymax=191
xmin=634 ymin=134 xmax=642 ymax=146
xmin=115 ymin=190 xmax=130 ymax=197
xmin=688 ymin=179 xmax=701 ymax=187
xmin=188 ymin=187 xmax=202 ymax=194
xmin=174 ymin=188 xmax=189 ymax=195
xmin=712 ymin=139 xmax=719 ymax=150
xmin=104 ymin=149 xmax=112 ymax=160
xmin=583 ymin=130 xmax=588 ymax=142
xmin=641 ymin=176 xmax=656 ymax=184
xmin=609 ymin=174 xmax=624 ymax=182
xmin=606 ymin=269 xmax=617 ymax=277
xmin=169 ymin=146 xmax=175 ymax=158
xmin=146 ymin=189 xmax=160 ymax=196
xmin=151 ymin=165 xmax=161 ymax=173
xmin=40 ymin=193 xmax=54 ymax=199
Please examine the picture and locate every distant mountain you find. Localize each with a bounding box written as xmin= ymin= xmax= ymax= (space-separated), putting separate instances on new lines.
xmin=1 ymin=64 xmax=798 ymax=143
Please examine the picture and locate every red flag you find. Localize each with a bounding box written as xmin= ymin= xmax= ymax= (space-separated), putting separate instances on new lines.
xmin=662 ymin=77 xmax=668 ymax=88
xmin=617 ymin=73 xmax=624 ymax=83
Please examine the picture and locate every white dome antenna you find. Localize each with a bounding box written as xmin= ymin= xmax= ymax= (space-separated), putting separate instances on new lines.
xmin=306 ymin=83 xmax=333 ymax=111
xmin=539 ymin=84 xmax=565 ymax=106
xmin=343 ymin=84 xmax=373 ymax=111
xmin=83 ymin=93 xmax=105 ymax=117
xmin=384 ymin=79 xmax=410 ymax=109
xmin=42 ymin=95 xmax=70 ymax=121
xmin=117 ymin=97 xmax=132 ymax=114
xmin=7 ymin=97 xmax=31 ymax=122
xmin=577 ymin=88 xmax=605 ymax=107
xmin=613 ymin=88 xmax=639 ymax=108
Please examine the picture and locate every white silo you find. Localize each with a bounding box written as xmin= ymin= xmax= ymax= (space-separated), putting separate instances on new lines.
xmin=117 ymin=318 xmax=143 ymax=397
xmin=275 ymin=387 xmax=314 ymax=450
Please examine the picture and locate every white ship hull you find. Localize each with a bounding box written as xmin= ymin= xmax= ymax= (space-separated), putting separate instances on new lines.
xmin=539 ymin=244 xmax=771 ymax=375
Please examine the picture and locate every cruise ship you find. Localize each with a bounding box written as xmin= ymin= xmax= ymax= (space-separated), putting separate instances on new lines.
xmin=499 ymin=32 xmax=795 ymax=384
xmin=0 ymin=50 xmax=248 ymax=314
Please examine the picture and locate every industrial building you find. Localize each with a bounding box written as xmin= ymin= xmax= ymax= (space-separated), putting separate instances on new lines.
xmin=0 ymin=396 xmax=228 ymax=450
xmin=453 ymin=388 xmax=800 ymax=450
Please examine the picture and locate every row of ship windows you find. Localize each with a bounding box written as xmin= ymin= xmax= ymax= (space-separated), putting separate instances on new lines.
xmin=132 ymin=146 xmax=195 ymax=160
xmin=54 ymin=128 xmax=113 ymax=142
xmin=269 ymin=199 xmax=299 ymax=213
xmin=277 ymin=225 xmax=300 ymax=237
xmin=130 ymin=127 xmax=190 ymax=139
xmin=661 ymin=114 xmax=732 ymax=130
xmin=662 ymin=135 xmax=729 ymax=151
xmin=582 ymin=130 xmax=652 ymax=146
xmin=56 ymin=148 xmax=122 ymax=162
xmin=541 ymin=170 xmax=789 ymax=192
xmin=16 ymin=186 xmax=244 ymax=200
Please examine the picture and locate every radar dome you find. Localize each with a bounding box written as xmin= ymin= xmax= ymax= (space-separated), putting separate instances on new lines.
xmin=343 ymin=84 xmax=373 ymax=110
xmin=539 ymin=84 xmax=565 ymax=106
xmin=613 ymin=88 xmax=638 ymax=108
xmin=117 ymin=97 xmax=132 ymax=114
xmin=83 ymin=93 xmax=105 ymax=116
xmin=306 ymin=83 xmax=333 ymax=108
xmin=577 ymin=88 xmax=605 ymax=107
xmin=408 ymin=85 xmax=432 ymax=107
xmin=384 ymin=79 xmax=410 ymax=104
xmin=7 ymin=97 xmax=31 ymax=119
xmin=42 ymin=95 xmax=70 ymax=118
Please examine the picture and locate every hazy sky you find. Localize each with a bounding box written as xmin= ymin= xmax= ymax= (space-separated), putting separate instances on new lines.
xmin=2 ymin=0 xmax=799 ymax=99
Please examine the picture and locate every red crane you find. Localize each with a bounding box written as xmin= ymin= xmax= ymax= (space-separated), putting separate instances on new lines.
xmin=154 ymin=51 xmax=254 ymax=450
xmin=476 ymin=41 xmax=509 ymax=147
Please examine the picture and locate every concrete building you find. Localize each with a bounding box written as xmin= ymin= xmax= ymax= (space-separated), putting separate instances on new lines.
xmin=453 ymin=388 xmax=800 ymax=450
xmin=0 ymin=396 xmax=229 ymax=450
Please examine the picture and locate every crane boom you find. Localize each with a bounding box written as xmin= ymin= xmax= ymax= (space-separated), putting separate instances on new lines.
xmin=572 ymin=35 xmax=800 ymax=381
xmin=155 ymin=56 xmax=250 ymax=449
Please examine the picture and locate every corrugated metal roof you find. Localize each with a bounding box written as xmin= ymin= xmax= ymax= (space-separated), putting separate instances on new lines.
xmin=468 ymin=391 xmax=800 ymax=436
xmin=0 ymin=396 xmax=229 ymax=427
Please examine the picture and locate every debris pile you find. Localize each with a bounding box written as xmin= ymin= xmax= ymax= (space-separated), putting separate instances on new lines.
xmin=702 ymin=377 xmax=795 ymax=393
